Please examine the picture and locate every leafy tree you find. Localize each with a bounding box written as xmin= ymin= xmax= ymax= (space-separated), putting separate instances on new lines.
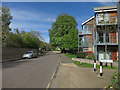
xmin=1 ymin=7 xmax=12 ymax=47
xmin=49 ymin=13 xmax=78 ymax=51
xmin=6 ymin=29 xmax=44 ymax=49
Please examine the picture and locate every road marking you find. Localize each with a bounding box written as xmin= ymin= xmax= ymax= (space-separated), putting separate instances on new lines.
xmin=51 ymin=70 xmax=56 ymax=80
xmin=46 ymin=82 xmax=50 ymax=88
xmin=46 ymin=60 xmax=60 ymax=88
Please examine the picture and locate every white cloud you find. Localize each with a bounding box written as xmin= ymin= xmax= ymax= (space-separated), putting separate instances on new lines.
xmin=10 ymin=8 xmax=56 ymax=22
xmin=44 ymin=18 xmax=56 ymax=22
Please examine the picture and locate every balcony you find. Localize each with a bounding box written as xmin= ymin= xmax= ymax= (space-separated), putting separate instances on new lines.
xmin=96 ymin=14 xmax=117 ymax=25
xmin=79 ymin=30 xmax=92 ymax=36
xmin=79 ymin=41 xmax=93 ymax=47
xmin=97 ymin=36 xmax=118 ymax=45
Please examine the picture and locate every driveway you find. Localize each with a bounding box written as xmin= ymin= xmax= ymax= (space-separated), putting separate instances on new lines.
xmin=2 ymin=51 xmax=60 ymax=88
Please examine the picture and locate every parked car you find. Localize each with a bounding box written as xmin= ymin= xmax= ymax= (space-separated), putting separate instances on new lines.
xmin=22 ymin=51 xmax=38 ymax=59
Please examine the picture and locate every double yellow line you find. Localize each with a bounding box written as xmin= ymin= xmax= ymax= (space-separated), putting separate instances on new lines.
xmin=46 ymin=61 xmax=60 ymax=88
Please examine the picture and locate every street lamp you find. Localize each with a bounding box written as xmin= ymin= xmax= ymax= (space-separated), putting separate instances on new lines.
xmin=117 ymin=0 xmax=120 ymax=73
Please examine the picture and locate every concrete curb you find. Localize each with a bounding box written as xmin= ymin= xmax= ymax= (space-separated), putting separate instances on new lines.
xmin=2 ymin=58 xmax=22 ymax=63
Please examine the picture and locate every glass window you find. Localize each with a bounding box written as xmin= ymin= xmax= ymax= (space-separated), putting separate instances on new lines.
xmin=83 ymin=25 xmax=88 ymax=30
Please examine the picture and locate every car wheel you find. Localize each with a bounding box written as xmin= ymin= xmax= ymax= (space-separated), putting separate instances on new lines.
xmin=28 ymin=56 xmax=32 ymax=59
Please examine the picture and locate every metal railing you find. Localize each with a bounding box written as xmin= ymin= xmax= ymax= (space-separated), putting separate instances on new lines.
xmin=96 ymin=16 xmax=117 ymax=25
xmin=97 ymin=36 xmax=118 ymax=44
xmin=79 ymin=30 xmax=92 ymax=35
xmin=79 ymin=41 xmax=93 ymax=47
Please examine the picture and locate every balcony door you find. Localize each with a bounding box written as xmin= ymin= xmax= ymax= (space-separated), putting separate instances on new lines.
xmin=110 ymin=32 xmax=116 ymax=43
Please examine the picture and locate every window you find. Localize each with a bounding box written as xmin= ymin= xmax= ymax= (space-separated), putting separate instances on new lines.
xmin=83 ymin=25 xmax=88 ymax=31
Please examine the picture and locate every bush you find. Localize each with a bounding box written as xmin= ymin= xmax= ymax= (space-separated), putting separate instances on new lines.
xmin=107 ymin=71 xmax=120 ymax=89
xmin=86 ymin=53 xmax=96 ymax=60
xmin=84 ymin=51 xmax=93 ymax=56
xmin=76 ymin=52 xmax=85 ymax=58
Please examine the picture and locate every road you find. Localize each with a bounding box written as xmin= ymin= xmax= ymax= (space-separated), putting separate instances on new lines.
xmin=2 ymin=51 xmax=60 ymax=88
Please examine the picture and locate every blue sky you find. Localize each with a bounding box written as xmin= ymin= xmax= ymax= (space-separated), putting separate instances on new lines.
xmin=2 ymin=2 xmax=116 ymax=43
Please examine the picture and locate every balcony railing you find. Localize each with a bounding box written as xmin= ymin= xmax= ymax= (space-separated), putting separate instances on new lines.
xmin=79 ymin=41 xmax=93 ymax=47
xmin=97 ymin=36 xmax=118 ymax=44
xmin=96 ymin=16 xmax=117 ymax=25
xmin=79 ymin=30 xmax=92 ymax=35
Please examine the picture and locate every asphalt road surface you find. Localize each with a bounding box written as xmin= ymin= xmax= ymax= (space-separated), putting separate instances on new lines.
xmin=2 ymin=51 xmax=60 ymax=88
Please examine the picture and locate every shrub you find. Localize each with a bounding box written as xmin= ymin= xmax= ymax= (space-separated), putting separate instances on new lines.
xmin=84 ymin=51 xmax=93 ymax=56
xmin=107 ymin=71 xmax=120 ymax=89
xmin=76 ymin=52 xmax=85 ymax=58
xmin=86 ymin=53 xmax=96 ymax=60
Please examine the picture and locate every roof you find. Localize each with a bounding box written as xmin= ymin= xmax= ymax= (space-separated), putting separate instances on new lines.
xmin=81 ymin=16 xmax=95 ymax=26
xmin=93 ymin=5 xmax=117 ymax=13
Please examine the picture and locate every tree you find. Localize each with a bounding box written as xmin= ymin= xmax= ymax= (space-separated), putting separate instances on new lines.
xmin=49 ymin=13 xmax=78 ymax=52
xmin=5 ymin=29 xmax=44 ymax=49
xmin=1 ymin=7 xmax=12 ymax=47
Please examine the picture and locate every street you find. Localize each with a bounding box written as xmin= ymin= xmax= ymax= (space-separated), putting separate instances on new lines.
xmin=2 ymin=51 xmax=60 ymax=88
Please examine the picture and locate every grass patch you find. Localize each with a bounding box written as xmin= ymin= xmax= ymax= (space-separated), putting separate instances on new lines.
xmin=72 ymin=61 xmax=118 ymax=69
xmin=65 ymin=53 xmax=118 ymax=69
xmin=65 ymin=53 xmax=76 ymax=59
xmin=114 ymin=60 xmax=118 ymax=62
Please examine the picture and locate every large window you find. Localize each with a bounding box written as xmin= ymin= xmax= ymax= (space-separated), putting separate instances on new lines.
xmin=96 ymin=13 xmax=110 ymax=25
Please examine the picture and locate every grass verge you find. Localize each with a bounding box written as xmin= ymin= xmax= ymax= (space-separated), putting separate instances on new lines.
xmin=72 ymin=61 xmax=117 ymax=69
xmin=65 ymin=53 xmax=117 ymax=69
xmin=65 ymin=53 xmax=76 ymax=59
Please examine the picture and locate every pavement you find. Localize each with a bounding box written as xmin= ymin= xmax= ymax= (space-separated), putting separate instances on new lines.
xmin=51 ymin=54 xmax=117 ymax=88
xmin=2 ymin=51 xmax=60 ymax=88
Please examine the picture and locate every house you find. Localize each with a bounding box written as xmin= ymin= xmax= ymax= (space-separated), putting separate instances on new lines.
xmin=79 ymin=5 xmax=118 ymax=62
xmin=78 ymin=16 xmax=95 ymax=53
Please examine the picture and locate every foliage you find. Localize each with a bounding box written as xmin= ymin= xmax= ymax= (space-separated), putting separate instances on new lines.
xmin=107 ymin=71 xmax=120 ymax=89
xmin=76 ymin=52 xmax=85 ymax=58
xmin=49 ymin=13 xmax=78 ymax=51
xmin=65 ymin=53 xmax=76 ymax=59
xmin=1 ymin=7 xmax=13 ymax=47
xmin=50 ymin=46 xmax=56 ymax=51
xmin=86 ymin=53 xmax=96 ymax=60
xmin=5 ymin=29 xmax=44 ymax=49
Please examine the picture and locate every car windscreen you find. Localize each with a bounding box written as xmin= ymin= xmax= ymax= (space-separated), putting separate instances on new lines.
xmin=25 ymin=51 xmax=33 ymax=54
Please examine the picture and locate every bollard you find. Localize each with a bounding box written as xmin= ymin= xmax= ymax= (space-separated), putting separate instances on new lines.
xmin=94 ymin=60 xmax=96 ymax=71
xmin=111 ymin=63 xmax=112 ymax=68
xmin=100 ymin=62 xmax=103 ymax=76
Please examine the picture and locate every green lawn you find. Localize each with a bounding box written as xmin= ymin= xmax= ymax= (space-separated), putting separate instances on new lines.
xmin=65 ymin=53 xmax=118 ymax=69
xmin=72 ymin=61 xmax=117 ymax=69
xmin=65 ymin=53 xmax=76 ymax=59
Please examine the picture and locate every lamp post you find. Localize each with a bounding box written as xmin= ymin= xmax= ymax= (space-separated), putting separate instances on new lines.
xmin=117 ymin=0 xmax=120 ymax=73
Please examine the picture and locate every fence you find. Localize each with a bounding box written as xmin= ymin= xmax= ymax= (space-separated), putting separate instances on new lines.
xmin=2 ymin=48 xmax=38 ymax=61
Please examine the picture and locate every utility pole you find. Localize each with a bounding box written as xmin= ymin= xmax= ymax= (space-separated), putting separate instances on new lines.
xmin=117 ymin=0 xmax=120 ymax=73
xmin=78 ymin=30 xmax=79 ymax=52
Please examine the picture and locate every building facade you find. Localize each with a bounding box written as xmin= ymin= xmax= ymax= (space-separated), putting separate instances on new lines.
xmin=94 ymin=5 xmax=118 ymax=61
xmin=79 ymin=5 xmax=118 ymax=61
xmin=78 ymin=16 xmax=95 ymax=53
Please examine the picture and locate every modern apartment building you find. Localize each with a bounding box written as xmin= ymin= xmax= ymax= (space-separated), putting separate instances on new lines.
xmin=94 ymin=5 xmax=118 ymax=61
xmin=78 ymin=5 xmax=118 ymax=61
xmin=78 ymin=16 xmax=95 ymax=53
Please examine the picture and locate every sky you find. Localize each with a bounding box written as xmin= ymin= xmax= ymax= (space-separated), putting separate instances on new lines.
xmin=2 ymin=2 xmax=117 ymax=43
